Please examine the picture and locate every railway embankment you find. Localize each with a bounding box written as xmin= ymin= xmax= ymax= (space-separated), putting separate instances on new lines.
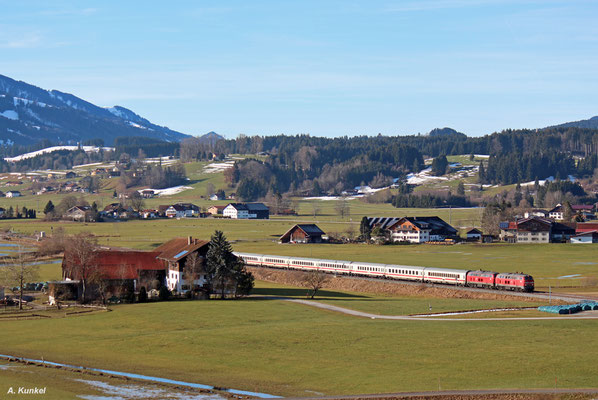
xmin=247 ymin=266 xmax=549 ymax=302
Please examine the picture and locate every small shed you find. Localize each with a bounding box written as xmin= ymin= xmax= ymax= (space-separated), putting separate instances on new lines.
xmin=280 ymin=224 xmax=325 ymax=244
xmin=466 ymin=228 xmax=482 ymax=241
xmin=570 ymin=231 xmax=598 ymax=244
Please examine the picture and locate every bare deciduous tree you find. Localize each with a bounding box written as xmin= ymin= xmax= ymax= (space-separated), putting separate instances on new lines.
xmin=1 ymin=246 xmax=39 ymax=310
xmin=129 ymin=191 xmax=145 ymax=212
xmin=335 ymin=197 xmax=350 ymax=219
xmin=183 ymin=252 xmax=204 ymax=298
xmin=64 ymin=234 xmax=99 ymax=303
xmin=311 ymin=202 xmax=321 ymax=218
xmin=303 ymin=269 xmax=328 ymax=299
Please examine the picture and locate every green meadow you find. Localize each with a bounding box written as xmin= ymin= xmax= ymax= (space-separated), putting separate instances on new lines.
xmin=0 ymin=294 xmax=596 ymax=397
xmin=2 ymin=215 xmax=598 ymax=290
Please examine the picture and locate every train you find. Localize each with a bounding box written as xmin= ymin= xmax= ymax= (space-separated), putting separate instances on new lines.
xmin=233 ymin=252 xmax=535 ymax=292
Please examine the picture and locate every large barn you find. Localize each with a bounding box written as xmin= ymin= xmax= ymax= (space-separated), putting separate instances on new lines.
xmin=61 ymin=237 xmax=211 ymax=302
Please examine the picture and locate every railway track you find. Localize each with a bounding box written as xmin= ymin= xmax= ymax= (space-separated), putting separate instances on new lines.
xmin=248 ymin=264 xmax=597 ymax=303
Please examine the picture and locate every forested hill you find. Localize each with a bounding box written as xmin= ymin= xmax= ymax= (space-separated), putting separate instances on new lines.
xmin=0 ymin=74 xmax=190 ymax=146
xmin=548 ymin=116 xmax=598 ymax=130
xmin=197 ymin=126 xmax=598 ymax=190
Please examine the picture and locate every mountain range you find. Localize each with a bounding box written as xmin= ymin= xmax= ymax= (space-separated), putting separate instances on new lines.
xmin=0 ymin=74 xmax=190 ymax=146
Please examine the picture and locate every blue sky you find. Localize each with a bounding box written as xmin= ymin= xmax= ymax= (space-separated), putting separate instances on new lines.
xmin=1 ymin=0 xmax=597 ymax=138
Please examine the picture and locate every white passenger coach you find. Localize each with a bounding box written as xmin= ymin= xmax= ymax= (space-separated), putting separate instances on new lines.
xmin=234 ymin=252 xmax=465 ymax=285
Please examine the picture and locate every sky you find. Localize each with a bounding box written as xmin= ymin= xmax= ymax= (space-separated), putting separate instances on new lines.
xmin=1 ymin=0 xmax=597 ymax=138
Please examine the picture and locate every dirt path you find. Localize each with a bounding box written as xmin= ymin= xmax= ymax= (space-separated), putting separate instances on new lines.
xmin=285 ymin=388 xmax=598 ymax=400
xmin=273 ymin=297 xmax=598 ymax=321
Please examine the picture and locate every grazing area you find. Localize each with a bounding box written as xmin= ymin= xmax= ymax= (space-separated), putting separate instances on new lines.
xmin=0 ymin=292 xmax=596 ymax=397
xmin=2 ymin=215 xmax=598 ymax=291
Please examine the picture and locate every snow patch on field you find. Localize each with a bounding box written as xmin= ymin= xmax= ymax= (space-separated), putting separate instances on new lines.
xmin=406 ymin=167 xmax=449 ymax=185
xmin=4 ymin=146 xmax=115 ymax=163
xmin=203 ymin=160 xmax=235 ymax=174
xmin=520 ymin=175 xmax=576 ymax=187
xmin=304 ymin=195 xmax=360 ymax=201
xmin=139 ymin=185 xmax=192 ymax=196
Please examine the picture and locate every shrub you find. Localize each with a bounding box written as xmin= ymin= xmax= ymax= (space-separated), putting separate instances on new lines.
xmin=138 ymin=287 xmax=148 ymax=303
xmin=158 ymin=286 xmax=171 ymax=301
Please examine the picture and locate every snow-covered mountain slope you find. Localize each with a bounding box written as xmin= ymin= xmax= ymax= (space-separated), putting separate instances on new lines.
xmin=3 ymin=145 xmax=115 ymax=163
xmin=0 ymin=74 xmax=190 ymax=146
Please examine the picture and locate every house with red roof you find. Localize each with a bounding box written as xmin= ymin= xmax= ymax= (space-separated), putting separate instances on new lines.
xmin=61 ymin=236 xmax=211 ymax=302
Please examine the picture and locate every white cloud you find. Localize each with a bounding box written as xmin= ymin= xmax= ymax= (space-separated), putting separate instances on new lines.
xmin=0 ymin=32 xmax=42 ymax=49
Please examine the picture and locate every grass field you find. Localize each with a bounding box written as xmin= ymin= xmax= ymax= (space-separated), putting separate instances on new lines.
xmin=0 ymin=294 xmax=596 ymax=397
xmin=2 ymin=215 xmax=598 ymax=290
xmin=252 ymin=281 xmax=544 ymax=316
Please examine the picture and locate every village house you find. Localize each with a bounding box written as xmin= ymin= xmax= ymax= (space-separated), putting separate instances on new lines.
xmin=140 ymin=189 xmax=155 ymax=198
xmin=209 ymin=193 xmax=225 ymax=201
xmin=465 ymin=228 xmax=482 ymax=241
xmin=207 ymin=205 xmax=226 ymax=215
xmin=164 ymin=203 xmax=200 ymax=218
xmin=499 ymin=216 xmax=576 ymax=243
xmin=513 ymin=217 xmax=552 ymax=243
xmin=65 ymin=171 xmax=77 ymax=179
xmin=5 ymin=190 xmax=21 ymax=198
xmin=63 ymin=205 xmax=93 ymax=222
xmin=524 ymin=209 xmax=549 ymax=219
xmin=140 ymin=209 xmax=158 ymax=219
xmin=547 ymin=203 xmax=596 ymax=221
xmin=102 ymin=203 xmax=135 ymax=220
xmin=5 ymin=180 xmax=22 ymax=187
xmin=280 ymin=224 xmax=326 ymax=244
xmin=155 ymin=237 xmax=210 ymax=293
xmin=570 ymin=231 xmax=598 ymax=244
xmin=63 ymin=183 xmax=79 ymax=192
xmin=223 ymin=203 xmax=270 ymax=219
xmin=367 ymin=216 xmax=457 ymax=244
xmin=548 ymin=205 xmax=564 ymax=221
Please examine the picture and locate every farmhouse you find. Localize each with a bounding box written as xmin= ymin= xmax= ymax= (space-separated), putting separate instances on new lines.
xmin=5 ymin=190 xmax=21 ymax=198
xmin=164 ymin=203 xmax=200 ymax=218
xmin=223 ymin=203 xmax=269 ymax=219
xmin=499 ymin=216 xmax=576 ymax=243
xmin=61 ymin=236 xmax=212 ymax=301
xmin=155 ymin=237 xmax=210 ymax=293
xmin=513 ymin=217 xmax=552 ymax=243
xmin=368 ymin=216 xmax=457 ymax=243
xmin=280 ymin=224 xmax=325 ymax=244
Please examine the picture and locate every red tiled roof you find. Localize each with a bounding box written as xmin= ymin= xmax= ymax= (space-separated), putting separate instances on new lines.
xmin=63 ymin=250 xmax=163 ymax=280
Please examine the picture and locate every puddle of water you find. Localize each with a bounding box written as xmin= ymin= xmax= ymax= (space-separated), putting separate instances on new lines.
xmin=75 ymin=379 xmax=225 ymax=400
xmin=0 ymin=354 xmax=280 ymax=399
xmin=573 ymin=262 xmax=597 ymax=265
xmin=557 ymin=274 xmax=583 ymax=279
xmin=0 ymin=243 xmax=18 ymax=247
